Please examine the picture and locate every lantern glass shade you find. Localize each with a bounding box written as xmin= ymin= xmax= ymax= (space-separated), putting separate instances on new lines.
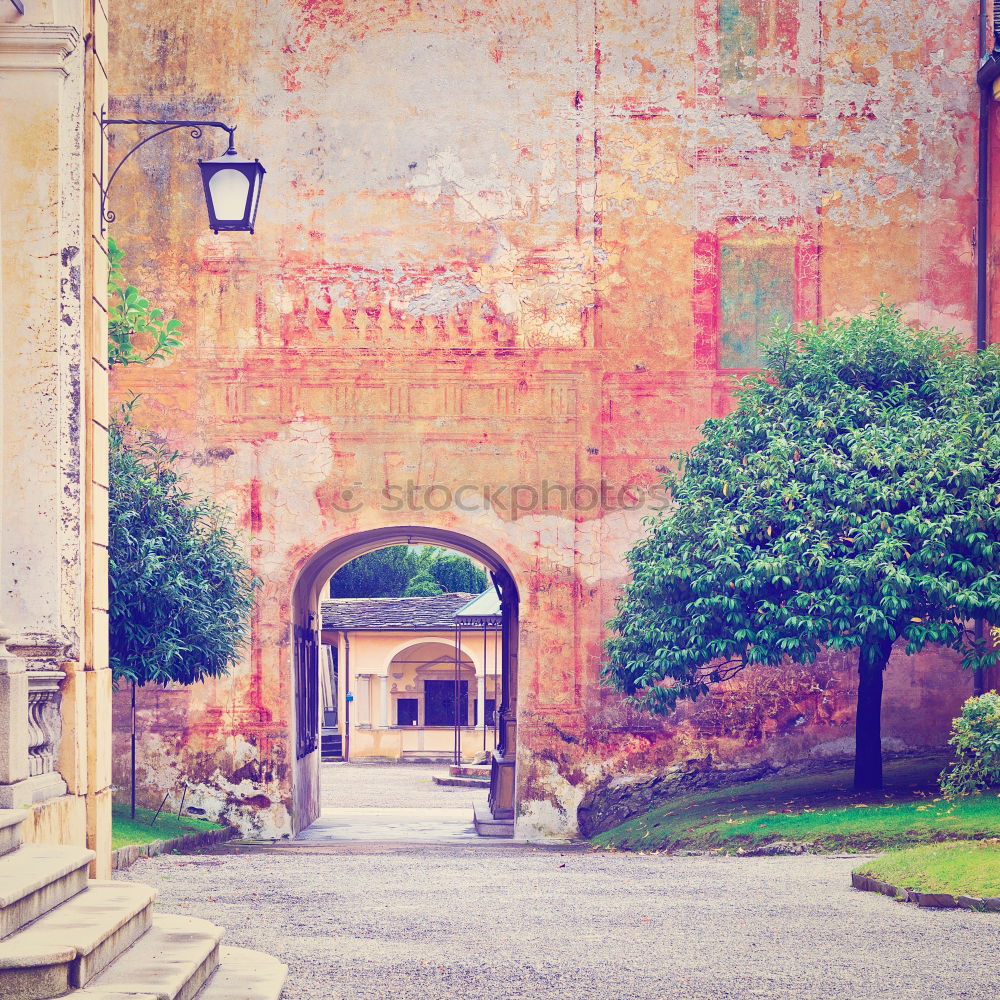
xmin=198 ymin=151 xmax=266 ymax=233
xmin=210 ymin=168 xmax=250 ymax=220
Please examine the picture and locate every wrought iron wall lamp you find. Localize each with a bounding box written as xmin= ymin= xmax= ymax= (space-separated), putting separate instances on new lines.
xmin=100 ymin=109 xmax=266 ymax=236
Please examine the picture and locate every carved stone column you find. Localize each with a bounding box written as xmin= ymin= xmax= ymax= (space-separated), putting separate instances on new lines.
xmin=476 ymin=673 xmax=486 ymax=729
xmin=0 ymin=5 xmax=112 ymax=874
xmin=378 ymin=674 xmax=389 ymax=728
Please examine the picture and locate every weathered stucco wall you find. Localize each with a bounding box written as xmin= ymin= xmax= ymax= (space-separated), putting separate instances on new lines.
xmin=109 ymin=1 xmax=983 ymax=838
xmin=1 ymin=0 xmax=113 ymax=874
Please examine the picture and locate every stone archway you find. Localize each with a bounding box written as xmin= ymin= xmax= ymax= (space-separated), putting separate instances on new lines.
xmin=289 ymin=526 xmax=520 ymax=835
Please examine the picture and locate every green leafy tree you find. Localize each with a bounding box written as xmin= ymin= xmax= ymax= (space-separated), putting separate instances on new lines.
xmin=107 ymin=237 xmax=183 ymax=366
xmin=110 ymin=401 xmax=255 ymax=814
xmin=605 ymin=303 xmax=1000 ymax=791
xmin=328 ymin=545 xmax=486 ymax=597
xmin=403 ymin=571 xmax=445 ymax=597
xmin=110 ymin=401 xmax=255 ymax=686
xmin=427 ymin=552 xmax=487 ymax=594
xmin=329 ymin=547 xmax=419 ymax=598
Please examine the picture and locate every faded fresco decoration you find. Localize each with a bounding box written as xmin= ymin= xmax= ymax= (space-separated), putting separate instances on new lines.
xmin=107 ymin=1 xmax=985 ymax=839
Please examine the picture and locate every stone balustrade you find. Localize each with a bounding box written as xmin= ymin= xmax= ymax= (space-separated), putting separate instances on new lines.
xmin=27 ymin=668 xmax=64 ymax=778
xmin=0 ymin=632 xmax=68 ymax=808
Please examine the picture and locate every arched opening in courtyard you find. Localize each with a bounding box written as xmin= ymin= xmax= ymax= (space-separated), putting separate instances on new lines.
xmin=289 ymin=527 xmax=520 ymax=836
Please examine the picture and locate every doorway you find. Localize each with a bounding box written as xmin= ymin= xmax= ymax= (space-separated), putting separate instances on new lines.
xmin=289 ymin=527 xmax=519 ymax=837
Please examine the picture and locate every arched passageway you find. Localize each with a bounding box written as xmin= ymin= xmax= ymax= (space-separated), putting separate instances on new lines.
xmin=289 ymin=527 xmax=520 ymax=835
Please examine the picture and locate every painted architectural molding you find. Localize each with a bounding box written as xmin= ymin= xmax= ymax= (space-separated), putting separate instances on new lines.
xmin=0 ymin=24 xmax=79 ymax=74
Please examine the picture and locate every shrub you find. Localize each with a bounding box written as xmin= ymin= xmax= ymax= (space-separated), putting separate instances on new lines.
xmin=939 ymin=692 xmax=1000 ymax=798
xmin=107 ymin=237 xmax=183 ymax=367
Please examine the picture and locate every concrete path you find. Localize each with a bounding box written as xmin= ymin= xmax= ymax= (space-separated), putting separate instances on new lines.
xmin=308 ymin=762 xmax=487 ymax=843
xmin=297 ymin=807 xmax=482 ymax=843
xmin=321 ymin=761 xmax=486 ymax=809
xmin=117 ymin=844 xmax=1000 ymax=1000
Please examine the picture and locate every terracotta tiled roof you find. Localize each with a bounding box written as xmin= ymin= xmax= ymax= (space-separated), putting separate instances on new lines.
xmin=320 ymin=593 xmax=484 ymax=631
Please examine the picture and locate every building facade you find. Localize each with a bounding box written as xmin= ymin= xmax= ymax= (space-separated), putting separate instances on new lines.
xmin=321 ymin=592 xmax=501 ymax=763
xmin=1 ymin=0 xmax=112 ymax=874
xmin=108 ymin=2 xmax=995 ymax=839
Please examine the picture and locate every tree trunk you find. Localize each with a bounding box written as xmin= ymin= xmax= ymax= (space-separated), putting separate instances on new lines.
xmin=854 ymin=639 xmax=892 ymax=792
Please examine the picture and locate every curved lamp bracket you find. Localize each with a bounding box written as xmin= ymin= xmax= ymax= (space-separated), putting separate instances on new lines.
xmin=100 ymin=108 xmax=237 ymax=236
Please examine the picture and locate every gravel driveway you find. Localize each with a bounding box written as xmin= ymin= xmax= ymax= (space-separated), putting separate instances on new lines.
xmin=116 ymin=843 xmax=1000 ymax=1000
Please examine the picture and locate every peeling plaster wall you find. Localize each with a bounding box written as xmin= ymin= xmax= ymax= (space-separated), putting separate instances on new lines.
xmin=109 ymin=1 xmax=981 ymax=839
xmin=1 ymin=1 xmax=114 ymax=874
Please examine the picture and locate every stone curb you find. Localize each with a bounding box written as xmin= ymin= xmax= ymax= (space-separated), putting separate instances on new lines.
xmin=111 ymin=825 xmax=237 ymax=871
xmin=850 ymin=871 xmax=1000 ymax=911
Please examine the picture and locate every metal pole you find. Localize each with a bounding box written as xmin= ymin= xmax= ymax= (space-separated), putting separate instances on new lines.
xmin=493 ymin=616 xmax=499 ymax=750
xmin=453 ymin=625 xmax=461 ymax=766
xmin=149 ymin=792 xmax=169 ymax=827
xmin=482 ymin=622 xmax=488 ymax=752
xmin=130 ymin=681 xmax=136 ymax=819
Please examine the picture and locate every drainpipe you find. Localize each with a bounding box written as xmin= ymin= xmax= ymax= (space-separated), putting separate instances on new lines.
xmin=976 ymin=39 xmax=1000 ymax=693
xmin=976 ymin=0 xmax=1000 ymax=353
xmin=976 ymin=56 xmax=999 ymax=353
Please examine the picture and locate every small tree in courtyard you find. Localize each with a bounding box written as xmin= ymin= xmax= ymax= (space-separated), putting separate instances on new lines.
xmin=605 ymin=302 xmax=1000 ymax=791
xmin=110 ymin=401 xmax=256 ymax=813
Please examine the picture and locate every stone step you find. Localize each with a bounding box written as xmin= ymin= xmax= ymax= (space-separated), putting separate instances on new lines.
xmin=432 ymin=775 xmax=490 ymax=788
xmin=472 ymin=801 xmax=514 ymax=838
xmin=0 ymin=880 xmax=155 ymax=1000
xmin=80 ymin=913 xmax=222 ymax=1000
xmin=0 ymin=844 xmax=94 ymax=938
xmin=0 ymin=811 xmax=27 ymax=858
xmin=194 ymin=946 xmax=287 ymax=1000
xmin=399 ymin=751 xmax=453 ymax=763
xmin=449 ymin=764 xmax=490 ymax=778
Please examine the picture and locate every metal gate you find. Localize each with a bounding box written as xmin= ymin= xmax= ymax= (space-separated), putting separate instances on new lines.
xmin=293 ymin=624 xmax=319 ymax=759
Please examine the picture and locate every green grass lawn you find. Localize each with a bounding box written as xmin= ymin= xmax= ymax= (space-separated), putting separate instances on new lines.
xmin=854 ymin=842 xmax=1000 ymax=899
xmin=111 ymin=803 xmax=226 ymax=850
xmin=592 ymin=755 xmax=1000 ymax=853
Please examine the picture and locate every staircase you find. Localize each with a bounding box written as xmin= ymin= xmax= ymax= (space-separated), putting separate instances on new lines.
xmin=0 ymin=809 xmax=287 ymax=1000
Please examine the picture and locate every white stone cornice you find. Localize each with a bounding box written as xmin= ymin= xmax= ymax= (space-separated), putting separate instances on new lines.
xmin=0 ymin=24 xmax=80 ymax=76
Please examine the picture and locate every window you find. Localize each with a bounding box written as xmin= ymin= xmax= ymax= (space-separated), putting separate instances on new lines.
xmin=719 ymin=237 xmax=794 ymax=369
xmin=719 ymin=0 xmax=798 ymax=91
xmin=692 ymin=223 xmax=816 ymax=370
xmin=424 ymin=680 xmax=468 ymax=726
xmin=396 ymin=698 xmax=419 ymax=726
xmin=705 ymin=0 xmax=822 ymax=115
xmin=479 ymin=698 xmax=497 ymax=727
